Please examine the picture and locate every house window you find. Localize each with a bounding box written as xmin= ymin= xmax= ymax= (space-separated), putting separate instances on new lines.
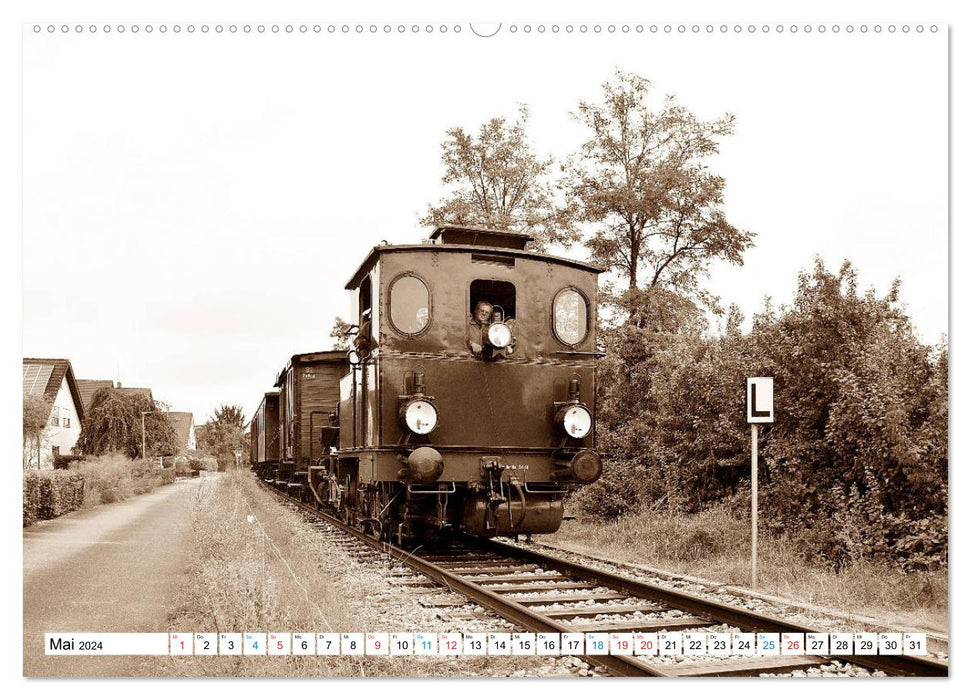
xmin=50 ymin=406 xmax=59 ymax=426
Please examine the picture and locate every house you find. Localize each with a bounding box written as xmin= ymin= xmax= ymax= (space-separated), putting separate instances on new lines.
xmin=164 ymin=412 xmax=196 ymax=452
xmin=23 ymin=358 xmax=86 ymax=469
xmin=76 ymin=379 xmax=114 ymax=414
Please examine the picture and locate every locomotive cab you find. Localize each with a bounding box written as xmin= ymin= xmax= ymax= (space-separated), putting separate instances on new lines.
xmin=308 ymin=225 xmax=604 ymax=541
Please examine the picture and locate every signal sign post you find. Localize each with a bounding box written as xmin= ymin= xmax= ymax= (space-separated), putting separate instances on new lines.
xmin=746 ymin=377 xmax=774 ymax=588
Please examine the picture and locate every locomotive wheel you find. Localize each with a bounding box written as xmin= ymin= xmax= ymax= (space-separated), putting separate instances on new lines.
xmin=354 ymin=486 xmax=398 ymax=542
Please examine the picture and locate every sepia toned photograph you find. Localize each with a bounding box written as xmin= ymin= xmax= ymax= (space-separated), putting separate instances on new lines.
xmin=19 ymin=10 xmax=949 ymax=683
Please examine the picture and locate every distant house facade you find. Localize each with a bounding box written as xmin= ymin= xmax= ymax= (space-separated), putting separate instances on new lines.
xmin=23 ymin=359 xmax=85 ymax=469
xmin=165 ymin=412 xmax=196 ymax=452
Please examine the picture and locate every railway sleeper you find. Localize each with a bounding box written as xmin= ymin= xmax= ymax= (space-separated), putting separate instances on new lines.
xmin=542 ymin=603 xmax=670 ymax=618
xmin=469 ymin=573 xmax=571 ymax=584
xmin=562 ymin=616 xmax=711 ymax=633
xmin=514 ymin=592 xmax=627 ymax=604
xmin=483 ymin=582 xmax=597 ymax=593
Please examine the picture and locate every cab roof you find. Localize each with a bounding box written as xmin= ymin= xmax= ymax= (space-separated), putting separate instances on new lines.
xmin=345 ymin=226 xmax=603 ymax=290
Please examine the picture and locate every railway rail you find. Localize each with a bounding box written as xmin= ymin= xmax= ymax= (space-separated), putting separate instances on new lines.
xmin=258 ymin=478 xmax=947 ymax=678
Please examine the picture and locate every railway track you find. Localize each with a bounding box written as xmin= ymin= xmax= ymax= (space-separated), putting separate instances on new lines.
xmin=258 ymin=479 xmax=947 ymax=678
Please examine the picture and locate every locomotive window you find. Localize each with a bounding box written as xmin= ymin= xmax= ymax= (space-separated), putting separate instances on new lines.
xmin=389 ymin=274 xmax=430 ymax=336
xmin=553 ymin=288 xmax=588 ymax=345
xmin=470 ymin=279 xmax=516 ymax=319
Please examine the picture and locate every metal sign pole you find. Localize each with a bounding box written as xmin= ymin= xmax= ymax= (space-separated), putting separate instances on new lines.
xmin=746 ymin=376 xmax=772 ymax=590
xmin=751 ymin=422 xmax=758 ymax=588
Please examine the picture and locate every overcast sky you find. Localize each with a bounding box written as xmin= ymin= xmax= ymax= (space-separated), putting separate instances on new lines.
xmin=22 ymin=24 xmax=947 ymax=422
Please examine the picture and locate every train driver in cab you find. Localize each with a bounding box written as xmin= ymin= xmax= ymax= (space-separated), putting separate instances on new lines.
xmin=468 ymin=300 xmax=493 ymax=355
xmin=468 ymin=300 xmax=517 ymax=357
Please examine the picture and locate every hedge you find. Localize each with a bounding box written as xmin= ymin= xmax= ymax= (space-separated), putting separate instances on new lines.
xmin=23 ymin=470 xmax=85 ymax=527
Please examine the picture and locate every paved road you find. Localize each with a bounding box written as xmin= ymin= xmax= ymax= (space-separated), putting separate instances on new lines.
xmin=23 ymin=477 xmax=208 ymax=676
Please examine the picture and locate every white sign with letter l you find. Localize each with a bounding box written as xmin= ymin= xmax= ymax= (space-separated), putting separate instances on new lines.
xmin=746 ymin=377 xmax=774 ymax=423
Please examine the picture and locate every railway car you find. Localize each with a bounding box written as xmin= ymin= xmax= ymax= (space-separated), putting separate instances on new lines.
xmin=249 ymin=390 xmax=280 ymax=481
xmin=254 ymin=225 xmax=604 ymax=542
xmin=272 ymin=352 xmax=348 ymax=492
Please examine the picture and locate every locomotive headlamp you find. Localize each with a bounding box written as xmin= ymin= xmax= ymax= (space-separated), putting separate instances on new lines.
xmin=400 ymin=397 xmax=438 ymax=435
xmin=556 ymin=404 xmax=593 ymax=439
xmin=487 ymin=322 xmax=513 ymax=349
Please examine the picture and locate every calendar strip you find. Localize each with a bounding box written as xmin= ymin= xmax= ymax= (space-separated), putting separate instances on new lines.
xmin=44 ymin=631 xmax=930 ymax=656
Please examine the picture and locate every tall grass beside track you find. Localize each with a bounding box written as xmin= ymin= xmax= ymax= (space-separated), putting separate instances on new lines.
xmin=547 ymin=506 xmax=947 ymax=632
xmin=162 ymin=471 xmax=360 ymax=677
xmin=163 ymin=471 xmax=572 ymax=677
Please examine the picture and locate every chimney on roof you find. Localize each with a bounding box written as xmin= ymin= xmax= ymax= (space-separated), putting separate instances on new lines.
xmin=116 ymin=381 xmax=122 ymax=389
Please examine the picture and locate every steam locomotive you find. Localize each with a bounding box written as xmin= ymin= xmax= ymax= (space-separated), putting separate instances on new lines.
xmin=250 ymin=225 xmax=604 ymax=542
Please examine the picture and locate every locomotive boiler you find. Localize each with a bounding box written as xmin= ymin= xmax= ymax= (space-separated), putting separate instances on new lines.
xmin=250 ymin=225 xmax=604 ymax=542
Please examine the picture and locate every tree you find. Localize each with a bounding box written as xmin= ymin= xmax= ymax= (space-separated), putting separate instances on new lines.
xmin=329 ymin=316 xmax=354 ymax=351
xmin=201 ymin=404 xmax=249 ymax=470
xmin=422 ymin=106 xmax=576 ymax=250
xmin=23 ymin=395 xmax=51 ymax=468
xmin=567 ymin=71 xmax=754 ymax=302
xmin=77 ymin=388 xmax=180 ymax=459
xmin=575 ymin=259 xmax=947 ymax=569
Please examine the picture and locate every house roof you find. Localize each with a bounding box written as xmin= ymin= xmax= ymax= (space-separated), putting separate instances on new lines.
xmin=23 ymin=358 xmax=85 ymax=423
xmin=117 ymin=387 xmax=154 ymax=402
xmin=164 ymin=412 xmax=194 ymax=448
xmin=76 ymin=379 xmax=114 ymax=413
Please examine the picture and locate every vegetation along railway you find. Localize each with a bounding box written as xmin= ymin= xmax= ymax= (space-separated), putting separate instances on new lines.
xmin=247 ymin=225 xmax=946 ymax=677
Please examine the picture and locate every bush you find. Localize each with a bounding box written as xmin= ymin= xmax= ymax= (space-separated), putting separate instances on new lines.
xmin=23 ymin=469 xmax=85 ymax=526
xmin=54 ymin=454 xmax=83 ymax=470
xmin=171 ymin=453 xmax=219 ymax=477
xmin=23 ymin=472 xmax=42 ymax=527
xmin=132 ymin=458 xmax=176 ymax=492
xmin=24 ymin=454 xmax=180 ymax=527
xmin=40 ymin=471 xmax=85 ymax=518
xmin=77 ymin=454 xmax=136 ymax=506
xmin=567 ymin=458 xmax=654 ymax=521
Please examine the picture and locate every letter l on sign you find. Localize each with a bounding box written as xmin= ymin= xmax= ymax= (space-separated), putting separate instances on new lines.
xmin=747 ymin=377 xmax=774 ymax=424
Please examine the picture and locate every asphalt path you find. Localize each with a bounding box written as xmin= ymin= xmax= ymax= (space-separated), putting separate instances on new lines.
xmin=23 ymin=477 xmax=209 ymax=676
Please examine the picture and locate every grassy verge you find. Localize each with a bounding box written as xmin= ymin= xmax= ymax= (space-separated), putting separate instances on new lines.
xmin=75 ymin=453 xmax=176 ymax=507
xmin=162 ymin=471 xmax=571 ymax=677
xmin=543 ymin=506 xmax=947 ymax=633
